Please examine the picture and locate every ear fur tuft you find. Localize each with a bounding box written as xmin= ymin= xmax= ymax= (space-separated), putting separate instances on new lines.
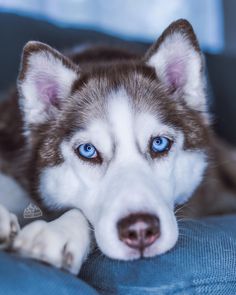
xmin=18 ymin=41 xmax=78 ymax=126
xmin=145 ymin=19 xmax=207 ymax=117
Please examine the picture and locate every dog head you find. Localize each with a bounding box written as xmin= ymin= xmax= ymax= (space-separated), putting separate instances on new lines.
xmin=18 ymin=19 xmax=209 ymax=259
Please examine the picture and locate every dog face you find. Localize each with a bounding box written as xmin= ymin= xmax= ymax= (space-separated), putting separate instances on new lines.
xmin=18 ymin=20 xmax=209 ymax=260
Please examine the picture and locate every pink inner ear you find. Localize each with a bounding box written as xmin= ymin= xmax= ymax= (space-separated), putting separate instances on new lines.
xmin=36 ymin=75 xmax=59 ymax=107
xmin=165 ymin=58 xmax=187 ymax=91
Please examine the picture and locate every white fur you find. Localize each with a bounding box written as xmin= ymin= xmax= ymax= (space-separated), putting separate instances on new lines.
xmin=19 ymin=42 xmax=77 ymax=126
xmin=0 ymin=173 xmax=31 ymax=215
xmin=0 ymin=173 xmax=32 ymax=249
xmin=39 ymin=89 xmax=207 ymax=261
xmin=0 ymin=204 xmax=20 ymax=249
xmin=13 ymin=209 xmax=90 ymax=274
xmin=147 ymin=32 xmax=207 ymax=115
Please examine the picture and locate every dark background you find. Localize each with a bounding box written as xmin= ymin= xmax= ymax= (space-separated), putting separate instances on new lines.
xmin=0 ymin=1 xmax=236 ymax=145
xmin=223 ymin=0 xmax=236 ymax=54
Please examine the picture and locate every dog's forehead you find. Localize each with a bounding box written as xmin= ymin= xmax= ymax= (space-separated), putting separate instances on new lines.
xmin=104 ymin=88 xmax=174 ymax=141
xmin=68 ymin=63 xmax=168 ymax=124
xmin=59 ymin=63 xmax=208 ymax=150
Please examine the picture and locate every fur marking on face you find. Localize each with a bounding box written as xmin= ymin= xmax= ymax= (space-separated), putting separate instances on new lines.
xmin=15 ymin=19 xmax=209 ymax=262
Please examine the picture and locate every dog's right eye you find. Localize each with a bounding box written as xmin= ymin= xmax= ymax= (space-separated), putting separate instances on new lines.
xmin=150 ymin=136 xmax=173 ymax=158
xmin=76 ymin=143 xmax=97 ymax=159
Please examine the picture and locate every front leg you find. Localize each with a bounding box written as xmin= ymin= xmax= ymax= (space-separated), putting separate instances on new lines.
xmin=0 ymin=204 xmax=20 ymax=249
xmin=13 ymin=209 xmax=91 ymax=274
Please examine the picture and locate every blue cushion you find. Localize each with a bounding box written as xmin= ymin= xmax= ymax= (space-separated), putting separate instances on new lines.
xmin=80 ymin=215 xmax=236 ymax=295
xmin=1 ymin=215 xmax=236 ymax=295
xmin=0 ymin=251 xmax=99 ymax=295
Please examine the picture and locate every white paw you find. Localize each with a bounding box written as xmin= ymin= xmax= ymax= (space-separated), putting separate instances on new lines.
xmin=0 ymin=204 xmax=20 ymax=249
xmin=13 ymin=210 xmax=90 ymax=274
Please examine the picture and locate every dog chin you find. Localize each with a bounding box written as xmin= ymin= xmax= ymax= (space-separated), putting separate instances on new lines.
xmin=96 ymin=241 xmax=142 ymax=261
xmin=98 ymin=236 xmax=179 ymax=261
xmin=95 ymin=221 xmax=179 ymax=261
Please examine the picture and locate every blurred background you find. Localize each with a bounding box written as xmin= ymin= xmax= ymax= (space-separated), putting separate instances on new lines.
xmin=0 ymin=0 xmax=235 ymax=144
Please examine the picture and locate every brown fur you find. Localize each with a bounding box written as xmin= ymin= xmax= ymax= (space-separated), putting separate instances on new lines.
xmin=0 ymin=20 xmax=236 ymax=217
xmin=181 ymin=137 xmax=236 ymax=217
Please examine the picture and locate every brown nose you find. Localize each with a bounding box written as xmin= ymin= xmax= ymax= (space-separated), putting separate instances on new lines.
xmin=117 ymin=213 xmax=160 ymax=252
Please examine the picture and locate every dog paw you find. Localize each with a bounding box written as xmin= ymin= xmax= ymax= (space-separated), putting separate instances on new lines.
xmin=13 ymin=211 xmax=90 ymax=274
xmin=0 ymin=204 xmax=20 ymax=249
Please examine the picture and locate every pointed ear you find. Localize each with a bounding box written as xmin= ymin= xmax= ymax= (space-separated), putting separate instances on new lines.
xmin=18 ymin=41 xmax=78 ymax=126
xmin=145 ymin=19 xmax=207 ymax=115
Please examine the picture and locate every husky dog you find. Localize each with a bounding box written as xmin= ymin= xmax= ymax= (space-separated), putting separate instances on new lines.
xmin=0 ymin=19 xmax=235 ymax=274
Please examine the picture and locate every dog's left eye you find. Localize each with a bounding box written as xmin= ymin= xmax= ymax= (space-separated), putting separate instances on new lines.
xmin=77 ymin=143 xmax=97 ymax=159
xmin=151 ymin=136 xmax=172 ymax=154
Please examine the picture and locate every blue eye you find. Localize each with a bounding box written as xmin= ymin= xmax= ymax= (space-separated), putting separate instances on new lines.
xmin=151 ymin=136 xmax=171 ymax=153
xmin=77 ymin=143 xmax=97 ymax=159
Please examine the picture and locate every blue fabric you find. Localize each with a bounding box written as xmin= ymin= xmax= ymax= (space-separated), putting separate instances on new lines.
xmin=0 ymin=215 xmax=236 ymax=295
xmin=80 ymin=215 xmax=236 ymax=294
xmin=0 ymin=252 xmax=99 ymax=295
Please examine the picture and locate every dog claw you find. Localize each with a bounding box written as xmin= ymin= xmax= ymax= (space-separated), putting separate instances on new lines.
xmin=63 ymin=250 xmax=74 ymax=269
